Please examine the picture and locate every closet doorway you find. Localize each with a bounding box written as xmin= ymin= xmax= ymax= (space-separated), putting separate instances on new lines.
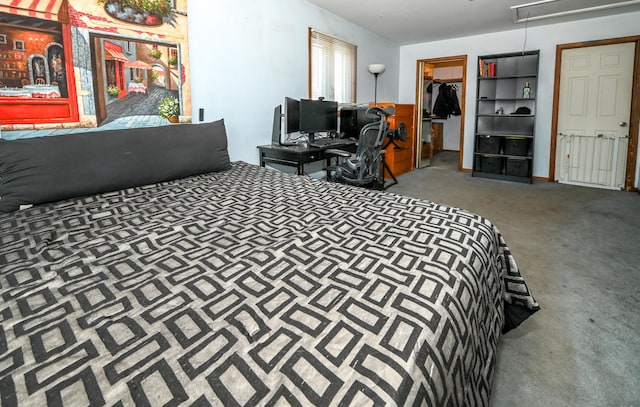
xmin=415 ymin=56 xmax=467 ymax=170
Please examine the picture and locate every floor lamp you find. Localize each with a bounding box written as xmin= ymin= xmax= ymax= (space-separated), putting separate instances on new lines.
xmin=368 ymin=64 xmax=385 ymax=105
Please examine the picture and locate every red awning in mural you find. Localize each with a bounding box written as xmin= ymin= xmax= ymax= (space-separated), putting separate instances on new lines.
xmin=0 ymin=0 xmax=65 ymax=21
xmin=103 ymin=41 xmax=128 ymax=63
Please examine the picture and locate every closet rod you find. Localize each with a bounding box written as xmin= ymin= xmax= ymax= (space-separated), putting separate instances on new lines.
xmin=433 ymin=78 xmax=463 ymax=84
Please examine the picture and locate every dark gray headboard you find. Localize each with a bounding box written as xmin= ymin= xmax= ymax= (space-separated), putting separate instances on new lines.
xmin=0 ymin=120 xmax=231 ymax=213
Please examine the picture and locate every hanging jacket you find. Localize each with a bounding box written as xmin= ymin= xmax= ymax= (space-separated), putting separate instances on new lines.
xmin=448 ymin=85 xmax=461 ymax=116
xmin=432 ymin=83 xmax=461 ymax=118
xmin=432 ymin=84 xmax=450 ymax=118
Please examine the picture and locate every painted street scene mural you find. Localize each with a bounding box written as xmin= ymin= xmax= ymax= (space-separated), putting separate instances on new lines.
xmin=0 ymin=0 xmax=190 ymax=139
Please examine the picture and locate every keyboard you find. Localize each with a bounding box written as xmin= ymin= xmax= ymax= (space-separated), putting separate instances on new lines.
xmin=310 ymin=138 xmax=353 ymax=147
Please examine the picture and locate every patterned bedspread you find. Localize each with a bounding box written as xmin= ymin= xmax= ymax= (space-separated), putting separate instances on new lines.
xmin=0 ymin=162 xmax=538 ymax=406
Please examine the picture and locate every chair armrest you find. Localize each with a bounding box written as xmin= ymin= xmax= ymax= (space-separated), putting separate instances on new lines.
xmin=324 ymin=149 xmax=351 ymax=158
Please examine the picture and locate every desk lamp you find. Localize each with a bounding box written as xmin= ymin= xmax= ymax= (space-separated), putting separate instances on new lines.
xmin=368 ymin=64 xmax=385 ymax=105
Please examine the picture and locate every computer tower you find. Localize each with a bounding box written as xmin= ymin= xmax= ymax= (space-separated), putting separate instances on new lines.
xmin=339 ymin=106 xmax=376 ymax=139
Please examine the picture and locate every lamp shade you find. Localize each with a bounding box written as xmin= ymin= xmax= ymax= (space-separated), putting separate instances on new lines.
xmin=368 ymin=64 xmax=385 ymax=74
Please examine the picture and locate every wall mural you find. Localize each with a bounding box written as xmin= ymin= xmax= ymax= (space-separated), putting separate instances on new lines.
xmin=0 ymin=0 xmax=190 ymax=138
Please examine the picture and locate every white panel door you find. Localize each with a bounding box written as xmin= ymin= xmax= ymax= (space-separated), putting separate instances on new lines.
xmin=556 ymin=43 xmax=635 ymax=189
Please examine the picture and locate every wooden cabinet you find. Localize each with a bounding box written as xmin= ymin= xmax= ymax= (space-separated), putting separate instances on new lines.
xmin=432 ymin=122 xmax=443 ymax=156
xmin=473 ymin=51 xmax=539 ymax=183
xmin=373 ymin=103 xmax=415 ymax=178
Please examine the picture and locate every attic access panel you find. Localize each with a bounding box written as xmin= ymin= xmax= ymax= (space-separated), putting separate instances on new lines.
xmin=511 ymin=0 xmax=640 ymax=22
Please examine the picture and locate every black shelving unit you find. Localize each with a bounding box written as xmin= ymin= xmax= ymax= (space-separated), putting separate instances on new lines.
xmin=472 ymin=50 xmax=539 ymax=183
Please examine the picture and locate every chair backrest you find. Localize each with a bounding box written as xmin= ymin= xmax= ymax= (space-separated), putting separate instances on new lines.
xmin=352 ymin=106 xmax=393 ymax=180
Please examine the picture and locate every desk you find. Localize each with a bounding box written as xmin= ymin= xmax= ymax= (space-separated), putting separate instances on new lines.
xmin=257 ymin=141 xmax=356 ymax=175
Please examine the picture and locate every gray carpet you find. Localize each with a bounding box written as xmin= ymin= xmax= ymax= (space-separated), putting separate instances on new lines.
xmin=392 ymin=152 xmax=640 ymax=406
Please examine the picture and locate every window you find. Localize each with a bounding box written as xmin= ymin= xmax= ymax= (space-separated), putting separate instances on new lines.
xmin=309 ymin=29 xmax=356 ymax=103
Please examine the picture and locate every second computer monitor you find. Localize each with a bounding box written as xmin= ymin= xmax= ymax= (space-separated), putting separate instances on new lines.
xmin=299 ymin=99 xmax=338 ymax=134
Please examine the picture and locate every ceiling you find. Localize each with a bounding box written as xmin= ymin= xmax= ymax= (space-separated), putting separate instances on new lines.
xmin=305 ymin=0 xmax=640 ymax=45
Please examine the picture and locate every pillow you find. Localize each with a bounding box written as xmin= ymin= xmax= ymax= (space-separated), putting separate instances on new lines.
xmin=0 ymin=120 xmax=231 ymax=213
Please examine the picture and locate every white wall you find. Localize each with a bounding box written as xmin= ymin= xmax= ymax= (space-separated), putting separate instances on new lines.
xmin=399 ymin=11 xmax=640 ymax=181
xmin=187 ymin=0 xmax=399 ymax=165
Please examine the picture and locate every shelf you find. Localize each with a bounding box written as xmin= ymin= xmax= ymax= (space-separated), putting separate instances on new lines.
xmin=476 ymin=132 xmax=533 ymax=138
xmin=472 ymin=171 xmax=533 ymax=183
xmin=478 ymin=98 xmax=536 ymax=102
xmin=473 ymin=152 xmax=533 ymax=159
xmin=478 ymin=74 xmax=537 ymax=80
xmin=473 ymin=50 xmax=539 ymax=183
xmin=477 ymin=114 xmax=534 ymax=118
xmin=476 ymin=131 xmax=533 ymax=137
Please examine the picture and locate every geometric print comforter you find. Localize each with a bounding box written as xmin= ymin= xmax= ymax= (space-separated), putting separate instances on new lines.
xmin=0 ymin=161 xmax=539 ymax=406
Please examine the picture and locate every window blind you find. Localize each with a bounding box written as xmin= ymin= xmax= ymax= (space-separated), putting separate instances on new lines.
xmin=309 ymin=29 xmax=356 ymax=103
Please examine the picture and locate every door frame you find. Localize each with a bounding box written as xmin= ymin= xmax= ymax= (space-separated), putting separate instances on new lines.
xmin=550 ymin=36 xmax=640 ymax=191
xmin=414 ymin=55 xmax=467 ymax=171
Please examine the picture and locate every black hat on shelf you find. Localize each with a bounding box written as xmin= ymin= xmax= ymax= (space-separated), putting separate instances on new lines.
xmin=512 ymin=106 xmax=531 ymax=115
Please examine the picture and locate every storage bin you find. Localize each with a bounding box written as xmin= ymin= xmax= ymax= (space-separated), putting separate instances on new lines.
xmin=503 ymin=137 xmax=528 ymax=156
xmin=478 ymin=155 xmax=503 ymax=174
xmin=506 ymin=158 xmax=530 ymax=177
xmin=477 ymin=135 xmax=501 ymax=154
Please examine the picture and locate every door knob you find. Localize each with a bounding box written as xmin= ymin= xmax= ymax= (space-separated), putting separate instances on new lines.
xmin=619 ymin=121 xmax=628 ymax=127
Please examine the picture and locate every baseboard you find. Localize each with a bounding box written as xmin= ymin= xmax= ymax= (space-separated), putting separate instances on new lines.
xmin=532 ymin=176 xmax=550 ymax=182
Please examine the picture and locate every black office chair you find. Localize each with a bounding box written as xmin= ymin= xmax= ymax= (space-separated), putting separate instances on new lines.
xmin=325 ymin=106 xmax=394 ymax=190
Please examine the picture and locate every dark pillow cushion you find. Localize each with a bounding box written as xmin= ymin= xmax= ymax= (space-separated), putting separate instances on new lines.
xmin=0 ymin=120 xmax=231 ymax=213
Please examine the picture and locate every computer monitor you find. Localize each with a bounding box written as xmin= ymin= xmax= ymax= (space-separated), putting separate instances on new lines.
xmin=272 ymin=97 xmax=302 ymax=145
xmin=299 ymin=99 xmax=338 ymax=136
xmin=284 ymin=97 xmax=300 ymax=134
xmin=339 ymin=106 xmax=376 ymax=139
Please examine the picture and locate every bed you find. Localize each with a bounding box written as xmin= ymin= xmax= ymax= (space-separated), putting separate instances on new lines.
xmin=0 ymin=121 xmax=539 ymax=406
